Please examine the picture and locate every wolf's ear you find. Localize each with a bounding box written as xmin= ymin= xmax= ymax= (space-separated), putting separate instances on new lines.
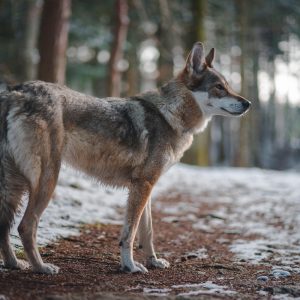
xmin=186 ymin=42 xmax=206 ymax=75
xmin=206 ymin=48 xmax=215 ymax=67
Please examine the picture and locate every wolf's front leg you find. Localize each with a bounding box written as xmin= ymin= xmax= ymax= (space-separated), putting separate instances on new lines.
xmin=120 ymin=179 xmax=153 ymax=273
xmin=138 ymin=197 xmax=170 ymax=269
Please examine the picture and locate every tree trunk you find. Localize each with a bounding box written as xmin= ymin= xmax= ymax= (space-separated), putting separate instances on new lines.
xmin=23 ymin=0 xmax=42 ymax=80
xmin=127 ymin=48 xmax=139 ymax=96
xmin=182 ymin=0 xmax=210 ymax=166
xmin=157 ymin=0 xmax=175 ymax=87
xmin=249 ymin=40 xmax=261 ymax=166
xmin=108 ymin=0 xmax=129 ymax=97
xmin=3 ymin=1 xmax=41 ymax=82
xmin=263 ymin=59 xmax=276 ymax=168
xmin=38 ymin=0 xmax=71 ymax=84
xmin=235 ymin=0 xmax=251 ymax=167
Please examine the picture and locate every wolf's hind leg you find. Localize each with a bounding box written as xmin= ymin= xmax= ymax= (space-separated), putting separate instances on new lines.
xmin=18 ymin=162 xmax=61 ymax=274
xmin=0 ymin=160 xmax=29 ymax=270
xmin=0 ymin=220 xmax=29 ymax=270
xmin=138 ymin=197 xmax=170 ymax=269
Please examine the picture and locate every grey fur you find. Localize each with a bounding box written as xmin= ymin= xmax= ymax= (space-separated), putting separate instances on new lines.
xmin=0 ymin=42 xmax=250 ymax=274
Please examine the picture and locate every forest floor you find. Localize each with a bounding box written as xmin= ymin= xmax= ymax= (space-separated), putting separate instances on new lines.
xmin=0 ymin=165 xmax=300 ymax=299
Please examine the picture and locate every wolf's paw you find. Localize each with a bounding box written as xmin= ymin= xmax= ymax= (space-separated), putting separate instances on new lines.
xmin=147 ymin=257 xmax=170 ymax=269
xmin=33 ymin=263 xmax=59 ymax=274
xmin=14 ymin=259 xmax=30 ymax=270
xmin=3 ymin=259 xmax=30 ymax=270
xmin=122 ymin=261 xmax=148 ymax=273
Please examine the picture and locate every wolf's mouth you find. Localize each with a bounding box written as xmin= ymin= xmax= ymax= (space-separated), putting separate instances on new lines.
xmin=220 ymin=107 xmax=242 ymax=115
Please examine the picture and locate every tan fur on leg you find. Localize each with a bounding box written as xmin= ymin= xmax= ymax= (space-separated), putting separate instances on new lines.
xmin=120 ymin=179 xmax=153 ymax=273
xmin=138 ymin=198 xmax=170 ymax=269
xmin=18 ymin=166 xmax=60 ymax=274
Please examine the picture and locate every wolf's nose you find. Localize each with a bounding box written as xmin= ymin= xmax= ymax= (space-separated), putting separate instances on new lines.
xmin=242 ymin=101 xmax=251 ymax=110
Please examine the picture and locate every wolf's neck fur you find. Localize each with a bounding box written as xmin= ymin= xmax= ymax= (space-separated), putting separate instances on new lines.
xmin=139 ymin=79 xmax=207 ymax=135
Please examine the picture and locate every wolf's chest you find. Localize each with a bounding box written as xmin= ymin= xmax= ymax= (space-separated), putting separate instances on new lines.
xmin=162 ymin=134 xmax=193 ymax=173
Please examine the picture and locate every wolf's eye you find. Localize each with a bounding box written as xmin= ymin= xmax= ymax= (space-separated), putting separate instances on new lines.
xmin=216 ymin=84 xmax=224 ymax=90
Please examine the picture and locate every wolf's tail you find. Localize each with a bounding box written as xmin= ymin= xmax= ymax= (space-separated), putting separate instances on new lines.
xmin=0 ymin=93 xmax=12 ymax=241
xmin=0 ymin=91 xmax=25 ymax=244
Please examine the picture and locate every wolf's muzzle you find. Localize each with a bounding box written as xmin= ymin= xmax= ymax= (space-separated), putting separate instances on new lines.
xmin=242 ymin=100 xmax=251 ymax=112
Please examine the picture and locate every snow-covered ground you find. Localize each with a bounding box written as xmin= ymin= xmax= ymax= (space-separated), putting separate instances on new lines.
xmin=11 ymin=166 xmax=128 ymax=247
xmin=143 ymin=282 xmax=237 ymax=297
xmin=11 ymin=163 xmax=300 ymax=275
xmin=154 ymin=164 xmax=300 ymax=273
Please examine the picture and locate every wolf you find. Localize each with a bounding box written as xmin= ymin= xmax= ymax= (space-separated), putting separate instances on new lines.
xmin=0 ymin=42 xmax=250 ymax=274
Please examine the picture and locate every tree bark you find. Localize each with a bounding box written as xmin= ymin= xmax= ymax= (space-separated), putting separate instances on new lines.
xmin=24 ymin=0 xmax=42 ymax=80
xmin=194 ymin=0 xmax=210 ymax=166
xmin=235 ymin=0 xmax=251 ymax=167
xmin=108 ymin=0 xmax=129 ymax=97
xmin=249 ymin=39 xmax=261 ymax=166
xmin=38 ymin=0 xmax=71 ymax=84
xmin=157 ymin=0 xmax=175 ymax=87
xmin=182 ymin=0 xmax=210 ymax=166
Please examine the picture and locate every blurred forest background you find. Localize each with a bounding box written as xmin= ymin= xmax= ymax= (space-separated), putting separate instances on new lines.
xmin=1 ymin=0 xmax=300 ymax=170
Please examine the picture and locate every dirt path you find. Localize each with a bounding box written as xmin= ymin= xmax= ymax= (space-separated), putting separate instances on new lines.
xmin=0 ymin=192 xmax=300 ymax=299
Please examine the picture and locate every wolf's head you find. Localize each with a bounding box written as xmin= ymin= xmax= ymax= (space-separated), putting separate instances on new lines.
xmin=178 ymin=42 xmax=251 ymax=118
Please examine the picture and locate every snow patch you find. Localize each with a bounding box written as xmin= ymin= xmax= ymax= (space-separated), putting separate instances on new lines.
xmin=155 ymin=165 xmax=300 ymax=272
xmin=184 ymin=247 xmax=208 ymax=260
xmin=11 ymin=166 xmax=127 ymax=247
xmin=143 ymin=287 xmax=171 ymax=296
xmin=143 ymin=281 xmax=237 ymax=297
xmin=229 ymin=239 xmax=272 ymax=263
xmin=172 ymin=281 xmax=237 ymax=296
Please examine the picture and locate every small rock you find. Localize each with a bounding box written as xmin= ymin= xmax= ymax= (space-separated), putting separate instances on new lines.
xmin=186 ymin=254 xmax=198 ymax=259
xmin=257 ymin=275 xmax=269 ymax=282
xmin=271 ymin=269 xmax=291 ymax=279
xmin=69 ymin=183 xmax=83 ymax=189
xmin=41 ymin=252 xmax=53 ymax=257
xmin=223 ymin=229 xmax=241 ymax=235
xmin=180 ymin=256 xmax=187 ymax=262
